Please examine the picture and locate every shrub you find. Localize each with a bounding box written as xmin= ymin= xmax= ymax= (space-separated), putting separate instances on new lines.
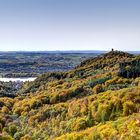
xmin=20 ymin=135 xmax=32 ymax=140
xmin=93 ymin=84 xmax=103 ymax=94
xmin=0 ymin=135 xmax=14 ymax=140
xmin=95 ymin=104 xmax=112 ymax=123
xmin=9 ymin=125 xmax=18 ymax=136
xmin=73 ymin=118 xmax=87 ymax=131
xmin=1 ymin=106 xmax=9 ymax=114
xmin=88 ymin=76 xmax=111 ymax=88
xmin=123 ymin=101 xmax=136 ymax=116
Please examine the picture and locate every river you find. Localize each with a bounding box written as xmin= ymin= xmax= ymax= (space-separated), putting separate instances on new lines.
xmin=0 ymin=77 xmax=36 ymax=82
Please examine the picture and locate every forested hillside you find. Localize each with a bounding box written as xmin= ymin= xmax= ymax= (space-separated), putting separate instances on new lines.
xmin=0 ymin=51 xmax=140 ymax=140
xmin=0 ymin=81 xmax=22 ymax=98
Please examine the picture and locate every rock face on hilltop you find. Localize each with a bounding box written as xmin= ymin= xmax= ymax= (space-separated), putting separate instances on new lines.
xmin=0 ymin=51 xmax=140 ymax=140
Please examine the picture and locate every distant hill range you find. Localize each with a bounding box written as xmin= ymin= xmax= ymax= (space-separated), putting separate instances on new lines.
xmin=0 ymin=50 xmax=106 ymax=54
xmin=0 ymin=50 xmax=140 ymax=54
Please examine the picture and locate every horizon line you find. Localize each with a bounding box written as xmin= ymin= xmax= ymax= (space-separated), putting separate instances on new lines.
xmin=0 ymin=50 xmax=140 ymax=52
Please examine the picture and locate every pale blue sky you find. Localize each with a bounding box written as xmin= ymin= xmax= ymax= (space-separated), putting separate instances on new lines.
xmin=0 ymin=0 xmax=140 ymax=51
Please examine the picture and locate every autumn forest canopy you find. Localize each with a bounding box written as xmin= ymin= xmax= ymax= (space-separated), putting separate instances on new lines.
xmin=0 ymin=50 xmax=140 ymax=140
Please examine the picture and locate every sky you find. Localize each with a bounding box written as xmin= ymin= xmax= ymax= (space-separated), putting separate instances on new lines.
xmin=0 ymin=0 xmax=140 ymax=51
